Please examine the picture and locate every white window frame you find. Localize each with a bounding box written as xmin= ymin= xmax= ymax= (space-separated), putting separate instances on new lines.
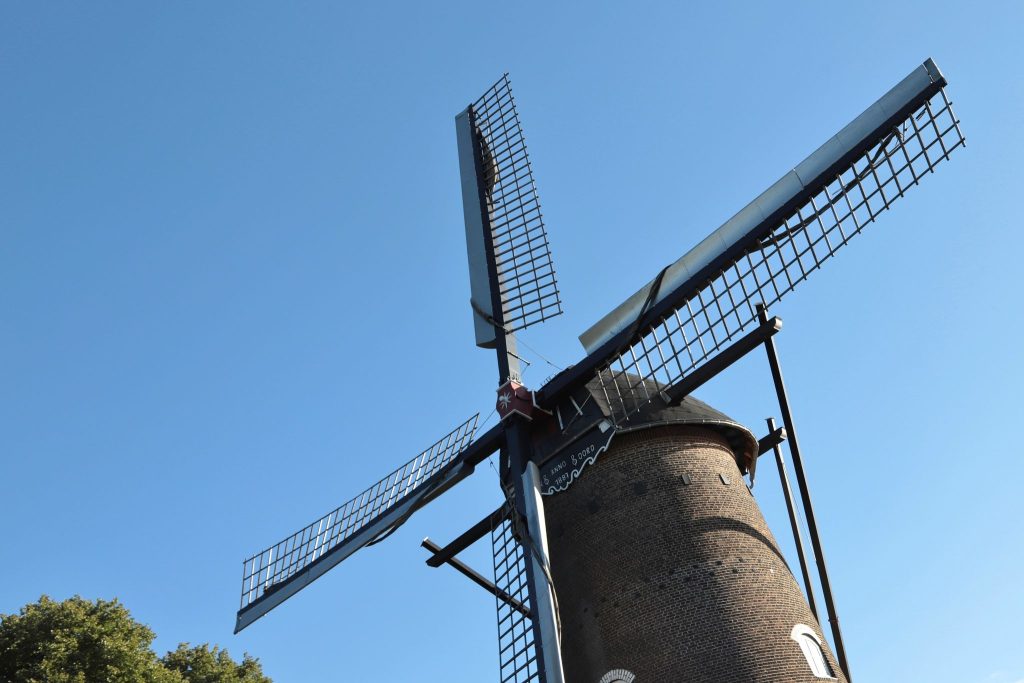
xmin=790 ymin=623 xmax=836 ymax=679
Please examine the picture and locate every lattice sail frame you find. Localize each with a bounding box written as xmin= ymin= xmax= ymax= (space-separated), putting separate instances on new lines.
xmin=238 ymin=415 xmax=478 ymax=615
xmin=473 ymin=74 xmax=563 ymax=332
xmin=492 ymin=509 xmax=541 ymax=683
xmin=597 ymin=87 xmax=964 ymax=422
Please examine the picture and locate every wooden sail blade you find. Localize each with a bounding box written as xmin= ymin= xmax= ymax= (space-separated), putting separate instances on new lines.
xmin=457 ymin=74 xmax=563 ymax=349
xmin=491 ymin=507 xmax=542 ymax=683
xmin=234 ymin=417 xmax=505 ymax=633
xmin=539 ymin=58 xmax=965 ymax=422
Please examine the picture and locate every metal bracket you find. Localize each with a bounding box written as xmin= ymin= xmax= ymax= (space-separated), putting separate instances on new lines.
xmin=757 ymin=426 xmax=787 ymax=456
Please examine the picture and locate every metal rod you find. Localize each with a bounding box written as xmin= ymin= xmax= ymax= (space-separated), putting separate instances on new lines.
xmin=758 ymin=305 xmax=852 ymax=681
xmin=766 ymin=417 xmax=818 ymax=621
xmin=421 ymin=538 xmax=530 ymax=619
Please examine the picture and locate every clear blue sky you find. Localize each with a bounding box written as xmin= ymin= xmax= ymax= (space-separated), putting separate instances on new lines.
xmin=2 ymin=2 xmax=1021 ymax=681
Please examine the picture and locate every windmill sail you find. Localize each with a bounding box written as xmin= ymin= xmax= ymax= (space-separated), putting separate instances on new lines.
xmin=457 ymin=74 xmax=563 ymax=349
xmin=234 ymin=415 xmax=503 ymax=633
xmin=492 ymin=507 xmax=542 ymax=683
xmin=541 ymin=58 xmax=965 ymax=422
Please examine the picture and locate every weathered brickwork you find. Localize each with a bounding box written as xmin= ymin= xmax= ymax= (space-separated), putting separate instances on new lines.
xmin=543 ymin=425 xmax=847 ymax=683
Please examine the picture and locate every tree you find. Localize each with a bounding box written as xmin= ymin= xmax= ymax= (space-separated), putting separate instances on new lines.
xmin=0 ymin=596 xmax=271 ymax=683
xmin=161 ymin=644 xmax=271 ymax=683
xmin=0 ymin=595 xmax=177 ymax=683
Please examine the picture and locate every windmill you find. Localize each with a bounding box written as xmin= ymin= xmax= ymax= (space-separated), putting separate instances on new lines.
xmin=233 ymin=59 xmax=964 ymax=682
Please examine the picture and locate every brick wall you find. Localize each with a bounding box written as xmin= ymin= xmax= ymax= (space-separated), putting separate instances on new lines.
xmin=543 ymin=424 xmax=846 ymax=683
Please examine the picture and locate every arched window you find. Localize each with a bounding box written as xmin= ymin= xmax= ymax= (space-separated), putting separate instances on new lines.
xmin=790 ymin=623 xmax=836 ymax=679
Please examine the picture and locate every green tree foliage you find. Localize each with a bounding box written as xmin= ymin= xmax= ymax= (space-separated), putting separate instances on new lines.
xmin=0 ymin=596 xmax=271 ymax=683
xmin=161 ymin=644 xmax=271 ymax=683
xmin=0 ymin=595 xmax=177 ymax=683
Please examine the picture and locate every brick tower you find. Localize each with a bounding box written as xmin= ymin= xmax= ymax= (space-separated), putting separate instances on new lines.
xmin=542 ymin=392 xmax=845 ymax=683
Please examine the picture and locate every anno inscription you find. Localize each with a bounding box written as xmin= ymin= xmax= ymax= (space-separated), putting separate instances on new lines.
xmin=539 ymin=420 xmax=615 ymax=495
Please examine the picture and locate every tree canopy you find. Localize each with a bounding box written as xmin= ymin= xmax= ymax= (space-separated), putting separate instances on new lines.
xmin=161 ymin=643 xmax=271 ymax=683
xmin=0 ymin=596 xmax=271 ymax=683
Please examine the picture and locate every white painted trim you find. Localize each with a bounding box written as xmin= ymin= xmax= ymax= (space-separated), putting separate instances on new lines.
xmin=790 ymin=623 xmax=836 ymax=679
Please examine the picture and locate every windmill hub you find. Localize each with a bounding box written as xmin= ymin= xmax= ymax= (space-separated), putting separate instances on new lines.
xmin=496 ymin=380 xmax=543 ymax=422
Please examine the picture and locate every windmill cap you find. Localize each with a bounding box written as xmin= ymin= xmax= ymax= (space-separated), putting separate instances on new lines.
xmin=586 ymin=377 xmax=758 ymax=474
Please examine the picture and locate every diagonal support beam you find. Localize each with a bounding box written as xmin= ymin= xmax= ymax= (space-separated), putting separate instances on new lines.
xmin=425 ymin=504 xmax=508 ymax=568
xmin=421 ymin=538 xmax=530 ymax=619
xmin=758 ymin=305 xmax=851 ymax=681
xmin=766 ymin=417 xmax=818 ymax=621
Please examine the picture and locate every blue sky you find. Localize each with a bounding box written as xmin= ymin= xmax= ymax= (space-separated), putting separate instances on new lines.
xmin=2 ymin=2 xmax=1022 ymax=681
